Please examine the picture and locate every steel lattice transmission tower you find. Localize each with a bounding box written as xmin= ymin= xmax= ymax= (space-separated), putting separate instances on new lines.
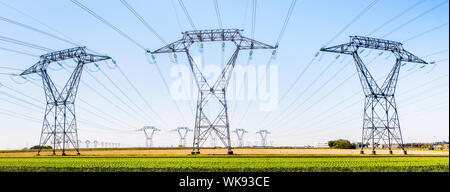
xmin=320 ymin=36 xmax=427 ymax=155
xmin=137 ymin=126 xmax=160 ymax=147
xmin=152 ymin=29 xmax=275 ymax=154
xmin=20 ymin=47 xmax=112 ymax=155
xmin=233 ymin=128 xmax=248 ymax=147
xmin=172 ymin=127 xmax=192 ymax=147
xmin=256 ymin=130 xmax=271 ymax=147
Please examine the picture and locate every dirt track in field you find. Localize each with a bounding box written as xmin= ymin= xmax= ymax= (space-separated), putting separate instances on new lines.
xmin=1 ymin=148 xmax=448 ymax=156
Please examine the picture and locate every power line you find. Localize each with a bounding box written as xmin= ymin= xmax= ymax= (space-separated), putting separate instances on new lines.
xmin=0 ymin=36 xmax=149 ymax=125
xmin=214 ymin=0 xmax=223 ymax=29
xmin=276 ymin=0 xmax=298 ymax=44
xmin=366 ymin=0 xmax=426 ymax=36
xmin=119 ymin=0 xmax=167 ymax=45
xmin=251 ymin=0 xmax=257 ymax=39
xmin=70 ymin=0 xmax=173 ymax=127
xmin=241 ymin=0 xmax=250 ymax=29
xmin=177 ymin=0 xmax=197 ymax=30
xmin=403 ymin=22 xmax=448 ymax=43
xmin=0 ymin=35 xmax=53 ymax=52
xmin=278 ymin=73 xmax=449 ymax=139
xmin=324 ymin=0 xmax=379 ymax=46
xmin=171 ymin=0 xmax=184 ymax=32
xmin=264 ymin=56 xmax=340 ymax=127
xmin=3 ymin=79 xmax=135 ymax=130
xmin=70 ymin=0 xmax=146 ymax=50
xmin=145 ymin=54 xmax=189 ymax=125
xmin=381 ymin=0 xmax=448 ymax=38
xmin=0 ymin=1 xmax=82 ymax=46
xmin=278 ymin=53 xmax=445 ymax=138
xmin=258 ymin=0 xmax=379 ymax=126
xmin=96 ymin=66 xmax=158 ymax=124
xmin=0 ymin=16 xmax=79 ymax=47
xmin=117 ymin=0 xmax=191 ymax=126
xmin=113 ymin=62 xmax=171 ymax=128
xmin=264 ymin=2 xmax=446 ymax=132
xmin=0 ymin=46 xmax=39 ymax=57
xmin=236 ymin=0 xmax=298 ymax=125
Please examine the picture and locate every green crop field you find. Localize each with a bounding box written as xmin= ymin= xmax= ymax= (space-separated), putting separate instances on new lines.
xmin=0 ymin=155 xmax=448 ymax=172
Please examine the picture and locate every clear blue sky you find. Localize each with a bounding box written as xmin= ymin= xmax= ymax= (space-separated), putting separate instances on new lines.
xmin=0 ymin=0 xmax=448 ymax=149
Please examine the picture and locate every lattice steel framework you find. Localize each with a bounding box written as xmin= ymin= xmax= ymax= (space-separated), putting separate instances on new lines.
xmin=20 ymin=46 xmax=112 ymax=155
xmin=172 ymin=127 xmax=192 ymax=147
xmin=256 ymin=130 xmax=271 ymax=147
xmin=152 ymin=29 xmax=275 ymax=154
xmin=320 ymin=36 xmax=427 ymax=154
xmin=138 ymin=126 xmax=160 ymax=147
xmin=233 ymin=128 xmax=248 ymax=147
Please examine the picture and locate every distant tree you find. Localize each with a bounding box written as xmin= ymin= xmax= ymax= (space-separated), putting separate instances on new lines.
xmin=328 ymin=139 xmax=356 ymax=149
xmin=30 ymin=145 xmax=52 ymax=150
xmin=328 ymin=140 xmax=335 ymax=148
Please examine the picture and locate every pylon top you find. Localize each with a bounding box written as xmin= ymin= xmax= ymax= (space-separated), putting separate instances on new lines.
xmin=320 ymin=35 xmax=427 ymax=64
xmin=172 ymin=127 xmax=192 ymax=132
xmin=151 ymin=29 xmax=275 ymax=54
xmin=256 ymin=130 xmax=271 ymax=134
xmin=233 ymin=128 xmax=248 ymax=133
xmin=138 ymin=126 xmax=160 ymax=132
xmin=20 ymin=46 xmax=112 ymax=76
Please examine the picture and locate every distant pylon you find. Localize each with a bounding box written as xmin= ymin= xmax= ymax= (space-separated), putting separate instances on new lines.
xmin=93 ymin=140 xmax=98 ymax=148
xmin=321 ymin=36 xmax=427 ymax=155
xmin=172 ymin=127 xmax=192 ymax=147
xmin=256 ymin=130 xmax=271 ymax=147
xmin=137 ymin=126 xmax=160 ymax=147
xmin=152 ymin=29 xmax=275 ymax=155
xmin=20 ymin=46 xmax=112 ymax=155
xmin=85 ymin=140 xmax=90 ymax=148
xmin=233 ymin=128 xmax=248 ymax=147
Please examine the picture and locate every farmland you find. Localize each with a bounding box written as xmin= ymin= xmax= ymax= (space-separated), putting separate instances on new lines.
xmin=0 ymin=148 xmax=448 ymax=172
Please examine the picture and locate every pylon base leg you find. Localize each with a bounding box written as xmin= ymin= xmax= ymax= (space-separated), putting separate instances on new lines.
xmin=389 ymin=150 xmax=393 ymax=155
xmin=403 ymin=151 xmax=407 ymax=155
xmin=228 ymin=151 xmax=234 ymax=155
xmin=371 ymin=151 xmax=376 ymax=155
xmin=77 ymin=152 xmax=80 ymax=155
xmin=360 ymin=150 xmax=364 ymax=154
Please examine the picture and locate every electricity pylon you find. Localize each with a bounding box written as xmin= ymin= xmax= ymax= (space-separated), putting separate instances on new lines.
xmin=85 ymin=140 xmax=90 ymax=148
xmin=137 ymin=126 xmax=160 ymax=147
xmin=20 ymin=46 xmax=112 ymax=155
xmin=256 ymin=130 xmax=271 ymax=147
xmin=320 ymin=36 xmax=427 ymax=155
xmin=152 ymin=29 xmax=275 ymax=154
xmin=233 ymin=128 xmax=248 ymax=147
xmin=172 ymin=127 xmax=192 ymax=147
xmin=93 ymin=140 xmax=98 ymax=148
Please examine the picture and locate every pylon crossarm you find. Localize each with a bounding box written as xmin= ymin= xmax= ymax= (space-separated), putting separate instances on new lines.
xmin=350 ymin=36 xmax=404 ymax=52
xmin=151 ymin=39 xmax=188 ymax=53
xmin=20 ymin=47 xmax=112 ymax=76
xmin=393 ymin=49 xmax=427 ymax=64
xmin=152 ymin=29 xmax=276 ymax=54
xmin=320 ymin=43 xmax=353 ymax=54
xmin=184 ymin=29 xmax=243 ymax=42
xmin=237 ymin=37 xmax=276 ymax=50
xmin=321 ymin=36 xmax=427 ymax=64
